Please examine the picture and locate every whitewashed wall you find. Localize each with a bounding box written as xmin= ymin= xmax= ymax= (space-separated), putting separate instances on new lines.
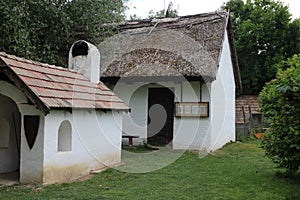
xmin=43 ymin=110 xmax=123 ymax=184
xmin=19 ymin=105 xmax=45 ymax=184
xmin=0 ymin=81 xmax=44 ymax=183
xmin=174 ymin=82 xmax=211 ymax=150
xmin=210 ymin=29 xmax=236 ymax=151
xmin=0 ymin=81 xmax=124 ymax=184
xmin=118 ymin=84 xmax=149 ymax=140
xmin=112 ymin=80 xmax=211 ymax=150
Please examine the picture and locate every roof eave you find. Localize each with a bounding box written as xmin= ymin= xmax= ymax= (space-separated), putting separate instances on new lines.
xmin=226 ymin=13 xmax=242 ymax=91
xmin=0 ymin=63 xmax=50 ymax=115
xmin=50 ymin=107 xmax=130 ymax=113
xmin=101 ymin=75 xmax=215 ymax=84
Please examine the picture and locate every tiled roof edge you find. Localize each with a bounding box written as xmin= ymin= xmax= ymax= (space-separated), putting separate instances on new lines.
xmin=0 ymin=52 xmax=77 ymax=73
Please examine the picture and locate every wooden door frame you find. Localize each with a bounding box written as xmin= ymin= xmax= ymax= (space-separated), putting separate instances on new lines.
xmin=147 ymin=87 xmax=175 ymax=146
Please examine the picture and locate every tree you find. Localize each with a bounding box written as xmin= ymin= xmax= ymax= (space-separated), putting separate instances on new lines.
xmin=129 ymin=14 xmax=142 ymax=21
xmin=148 ymin=2 xmax=178 ymax=19
xmin=0 ymin=0 xmax=127 ymax=66
xmin=65 ymin=0 xmax=127 ymax=44
xmin=259 ymin=54 xmax=300 ymax=175
xmin=223 ymin=0 xmax=300 ymax=94
xmin=0 ymin=0 xmax=71 ymax=66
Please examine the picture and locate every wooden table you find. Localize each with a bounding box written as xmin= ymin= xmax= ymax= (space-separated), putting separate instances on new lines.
xmin=122 ymin=135 xmax=139 ymax=146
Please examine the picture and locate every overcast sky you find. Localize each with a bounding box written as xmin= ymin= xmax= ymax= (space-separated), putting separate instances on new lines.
xmin=125 ymin=0 xmax=300 ymax=19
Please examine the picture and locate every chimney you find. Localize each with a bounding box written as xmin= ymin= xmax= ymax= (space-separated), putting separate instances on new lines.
xmin=68 ymin=40 xmax=100 ymax=83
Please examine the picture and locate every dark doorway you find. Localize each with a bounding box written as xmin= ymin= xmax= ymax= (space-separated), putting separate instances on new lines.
xmin=147 ymin=88 xmax=174 ymax=146
xmin=0 ymin=94 xmax=21 ymax=184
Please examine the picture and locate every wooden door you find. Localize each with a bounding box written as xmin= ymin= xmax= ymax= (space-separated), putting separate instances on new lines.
xmin=147 ymin=88 xmax=174 ymax=146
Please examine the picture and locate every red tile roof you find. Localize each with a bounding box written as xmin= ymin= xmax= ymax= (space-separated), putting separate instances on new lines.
xmin=0 ymin=52 xmax=129 ymax=114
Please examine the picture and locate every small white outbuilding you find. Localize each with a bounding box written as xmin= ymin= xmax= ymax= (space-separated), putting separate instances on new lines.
xmin=0 ymin=41 xmax=129 ymax=184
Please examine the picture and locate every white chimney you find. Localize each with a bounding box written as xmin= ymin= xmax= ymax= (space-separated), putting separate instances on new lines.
xmin=68 ymin=40 xmax=100 ymax=83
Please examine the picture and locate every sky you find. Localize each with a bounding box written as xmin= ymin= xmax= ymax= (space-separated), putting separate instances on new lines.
xmin=125 ymin=0 xmax=300 ymax=19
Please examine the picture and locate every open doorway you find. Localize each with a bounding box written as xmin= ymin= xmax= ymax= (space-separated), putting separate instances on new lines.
xmin=147 ymin=88 xmax=174 ymax=146
xmin=0 ymin=94 xmax=21 ymax=185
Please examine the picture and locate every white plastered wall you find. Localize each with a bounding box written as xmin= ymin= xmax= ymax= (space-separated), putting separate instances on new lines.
xmin=1 ymin=81 xmax=124 ymax=184
xmin=112 ymin=80 xmax=211 ymax=150
xmin=210 ymin=29 xmax=236 ymax=151
xmin=0 ymin=81 xmax=45 ymax=184
xmin=43 ymin=110 xmax=123 ymax=184
xmin=173 ymin=82 xmax=211 ymax=150
xmin=19 ymin=105 xmax=45 ymax=184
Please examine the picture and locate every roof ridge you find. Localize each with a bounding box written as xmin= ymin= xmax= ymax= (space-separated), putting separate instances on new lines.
xmin=105 ymin=11 xmax=228 ymax=28
xmin=0 ymin=52 xmax=78 ymax=74
xmin=177 ymin=10 xmax=228 ymax=20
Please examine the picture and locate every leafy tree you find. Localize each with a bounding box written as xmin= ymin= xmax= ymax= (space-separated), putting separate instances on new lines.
xmin=148 ymin=9 xmax=167 ymax=19
xmin=129 ymin=14 xmax=142 ymax=21
xmin=65 ymin=0 xmax=127 ymax=44
xmin=148 ymin=2 xmax=178 ymax=19
xmin=223 ymin=0 xmax=300 ymax=94
xmin=27 ymin=0 xmax=72 ymax=65
xmin=0 ymin=0 xmax=127 ymax=66
xmin=148 ymin=9 xmax=178 ymax=19
xmin=259 ymin=54 xmax=300 ymax=174
xmin=0 ymin=0 xmax=71 ymax=66
xmin=288 ymin=18 xmax=300 ymax=56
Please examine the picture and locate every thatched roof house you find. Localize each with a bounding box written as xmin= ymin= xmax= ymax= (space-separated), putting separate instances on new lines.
xmin=98 ymin=11 xmax=241 ymax=151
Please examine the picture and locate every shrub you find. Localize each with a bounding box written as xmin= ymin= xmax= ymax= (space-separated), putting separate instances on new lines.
xmin=259 ymin=54 xmax=300 ymax=174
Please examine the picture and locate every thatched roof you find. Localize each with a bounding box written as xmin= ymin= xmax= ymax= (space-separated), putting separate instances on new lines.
xmin=99 ymin=11 xmax=241 ymax=87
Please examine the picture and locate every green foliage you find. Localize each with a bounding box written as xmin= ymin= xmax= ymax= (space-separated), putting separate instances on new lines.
xmin=223 ymin=0 xmax=300 ymax=94
xmin=0 ymin=0 xmax=127 ymax=66
xmin=259 ymin=54 xmax=300 ymax=174
xmin=148 ymin=9 xmax=178 ymax=19
xmin=0 ymin=0 xmax=71 ymax=65
xmin=129 ymin=14 xmax=142 ymax=20
xmin=148 ymin=9 xmax=167 ymax=19
xmin=65 ymin=0 xmax=127 ymax=44
xmin=148 ymin=1 xmax=178 ymax=19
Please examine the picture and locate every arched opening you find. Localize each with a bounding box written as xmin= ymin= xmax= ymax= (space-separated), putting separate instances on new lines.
xmin=0 ymin=94 xmax=21 ymax=183
xmin=58 ymin=120 xmax=72 ymax=152
xmin=0 ymin=119 xmax=10 ymax=149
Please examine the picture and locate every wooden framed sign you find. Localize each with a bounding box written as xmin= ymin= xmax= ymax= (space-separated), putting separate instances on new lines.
xmin=175 ymin=102 xmax=209 ymax=117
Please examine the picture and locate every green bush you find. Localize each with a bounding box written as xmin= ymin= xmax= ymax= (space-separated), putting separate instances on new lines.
xmin=259 ymin=54 xmax=300 ymax=174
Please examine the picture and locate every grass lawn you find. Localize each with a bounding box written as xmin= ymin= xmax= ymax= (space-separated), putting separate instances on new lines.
xmin=1 ymin=141 xmax=299 ymax=199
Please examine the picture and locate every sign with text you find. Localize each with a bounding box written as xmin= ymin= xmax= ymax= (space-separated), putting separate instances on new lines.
xmin=175 ymin=102 xmax=209 ymax=117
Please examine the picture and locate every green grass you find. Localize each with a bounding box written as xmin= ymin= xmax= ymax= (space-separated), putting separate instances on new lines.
xmin=1 ymin=141 xmax=300 ymax=199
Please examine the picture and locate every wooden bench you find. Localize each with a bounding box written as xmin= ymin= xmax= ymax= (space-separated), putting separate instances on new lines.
xmin=122 ymin=135 xmax=139 ymax=146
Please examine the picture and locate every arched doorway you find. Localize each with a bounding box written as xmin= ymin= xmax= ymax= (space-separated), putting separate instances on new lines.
xmin=0 ymin=94 xmax=21 ymax=183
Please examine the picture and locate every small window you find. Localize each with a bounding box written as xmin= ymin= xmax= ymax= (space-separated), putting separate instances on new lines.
xmin=0 ymin=118 xmax=10 ymax=149
xmin=58 ymin=120 xmax=72 ymax=152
